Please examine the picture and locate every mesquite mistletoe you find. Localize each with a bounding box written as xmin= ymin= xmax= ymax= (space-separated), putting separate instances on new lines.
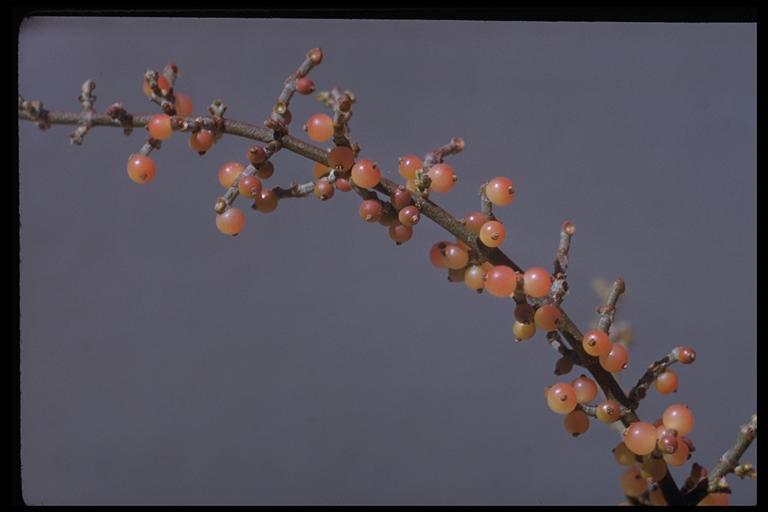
xmin=18 ymin=47 xmax=756 ymax=506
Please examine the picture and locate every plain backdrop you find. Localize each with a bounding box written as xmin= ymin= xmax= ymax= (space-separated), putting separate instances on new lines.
xmin=18 ymin=18 xmax=756 ymax=505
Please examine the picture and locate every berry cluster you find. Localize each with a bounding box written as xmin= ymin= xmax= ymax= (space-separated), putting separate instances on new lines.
xmin=20 ymin=46 xmax=755 ymax=507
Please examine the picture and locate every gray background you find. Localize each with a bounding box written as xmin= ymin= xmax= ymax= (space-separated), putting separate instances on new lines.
xmin=19 ymin=18 xmax=756 ymax=505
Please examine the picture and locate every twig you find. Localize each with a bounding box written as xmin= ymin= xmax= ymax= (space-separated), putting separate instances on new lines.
xmin=681 ymin=413 xmax=757 ymax=504
xmin=415 ymin=137 xmax=465 ymax=195
xmin=18 ymin=96 xmax=49 ymax=130
xmin=554 ymin=220 xmax=575 ymax=278
xmin=596 ymin=278 xmax=626 ymax=334
xmin=708 ymin=413 xmax=757 ymax=490
xmin=319 ymin=87 xmax=358 ymax=152
xmin=627 ymin=348 xmax=682 ymax=406
xmin=479 ymin=184 xmax=495 ymax=220
xmin=69 ymin=80 xmax=96 ymax=145
xmin=267 ymin=47 xmax=323 ymax=135
xmin=144 ymin=69 xmax=175 ymax=114
xmin=21 ymin=58 xmax=696 ymax=502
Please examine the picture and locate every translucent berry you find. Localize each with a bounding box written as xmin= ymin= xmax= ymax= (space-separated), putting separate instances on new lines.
xmin=546 ymin=383 xmax=578 ymax=414
xmin=295 ymin=77 xmax=315 ymax=95
xmin=254 ymin=189 xmax=278 ymax=213
xmin=485 ymin=177 xmax=516 ymax=206
xmin=564 ymin=409 xmax=590 ymax=437
xmin=662 ymin=404 xmax=695 ymax=436
xmin=657 ymin=432 xmax=679 ymax=455
xmin=216 ymin=207 xmax=245 ymax=236
xmin=351 ymin=159 xmax=382 ymax=189
xmin=398 ymin=155 xmax=422 ymax=180
xmin=126 ymin=153 xmax=156 ymax=184
xmin=463 ymin=211 xmax=489 ymax=234
xmin=389 ymin=223 xmax=413 ymax=244
xmin=147 ymin=113 xmax=173 ymax=140
xmin=247 ymin=145 xmax=268 ymax=165
xmin=238 ymin=175 xmax=262 ymax=199
xmin=429 ymin=242 xmax=450 ymax=269
xmin=571 ymin=375 xmax=598 ymax=404
xmin=391 ymin=189 xmax=413 ymax=211
xmin=698 ymin=493 xmax=729 ymax=506
xmin=613 ymin=442 xmax=637 ymax=466
xmin=484 ymin=265 xmax=518 ymax=298
xmin=335 ymin=178 xmax=352 ymax=192
xmin=479 ymin=220 xmax=506 ymax=248
xmin=443 ymin=244 xmax=469 ymax=270
xmin=534 ymin=304 xmax=561 ymax=331
xmin=649 ymin=485 xmax=667 ymax=506
xmin=359 ymin=199 xmax=383 ymax=222
xmin=675 ymin=346 xmax=697 ymax=364
xmin=654 ymin=370 xmax=679 ymax=394
xmin=173 ymin=92 xmax=193 ymax=116
xmin=620 ymin=467 xmax=647 ymax=498
xmin=663 ymin=436 xmax=690 ymax=466
xmin=405 ymin=179 xmax=419 ymax=193
xmin=514 ymin=302 xmax=535 ymax=323
xmin=624 ymin=422 xmax=658 ymax=455
xmin=596 ymin=400 xmax=622 ymax=423
xmin=313 ymin=162 xmax=330 ymax=179
xmin=314 ymin=179 xmax=334 ymax=201
xmin=640 ymin=458 xmax=668 ymax=482
xmin=600 ymin=343 xmax=629 ymax=373
xmin=189 ymin=129 xmax=214 ymax=154
xmin=523 ymin=267 xmax=553 ymax=298
xmin=427 ymin=163 xmax=457 ymax=193
xmin=255 ymin=161 xmax=274 ymax=180
xmin=218 ymin=161 xmax=245 ymax=188
xmin=304 ymin=113 xmax=334 ymax=142
xmin=582 ymin=330 xmax=612 ymax=357
xmin=513 ymin=321 xmax=536 ymax=341
xmin=464 ymin=265 xmax=486 ymax=292
xmin=398 ymin=205 xmax=420 ymax=226
xmin=328 ymin=146 xmax=355 ymax=172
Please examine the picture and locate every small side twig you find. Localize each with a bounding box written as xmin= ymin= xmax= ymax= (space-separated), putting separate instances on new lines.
xmin=69 ymin=80 xmax=96 ymax=145
xmin=681 ymin=413 xmax=757 ymax=504
xmin=416 ymin=137 xmax=464 ymax=195
xmin=554 ymin=220 xmax=575 ymax=278
xmin=596 ymin=278 xmax=626 ymax=333
xmin=627 ymin=348 xmax=683 ymax=405
xmin=479 ymin=184 xmax=495 ymax=220
xmin=18 ymin=96 xmax=50 ymax=130
xmin=267 ymin=47 xmax=323 ymax=135
xmin=219 ymin=140 xmax=282 ymax=210
xmin=707 ymin=413 xmax=757 ymax=491
xmin=327 ymin=87 xmax=358 ymax=152
xmin=144 ymin=69 xmax=175 ymax=114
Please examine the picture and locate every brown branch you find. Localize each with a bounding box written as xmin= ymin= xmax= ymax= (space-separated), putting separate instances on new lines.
xmin=268 ymin=47 xmax=323 ymax=133
xmin=596 ymin=278 xmax=626 ymax=334
xmin=19 ymin=96 xmax=691 ymax=505
xmin=69 ymin=80 xmax=97 ymax=145
xmin=627 ymin=349 xmax=681 ymax=406
xmin=144 ymin=69 xmax=175 ymax=114
xmin=554 ymin=220 xmax=575 ymax=278
xmin=681 ymin=413 xmax=757 ymax=505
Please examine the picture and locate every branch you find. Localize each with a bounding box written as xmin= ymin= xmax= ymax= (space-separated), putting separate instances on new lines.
xmin=681 ymin=413 xmax=757 ymax=505
xmin=69 ymin=80 xmax=96 ymax=145
xmin=20 ymin=54 xmax=696 ymax=501
xmin=267 ymin=47 xmax=323 ymax=134
xmin=627 ymin=347 xmax=687 ymax=406
xmin=596 ymin=278 xmax=625 ymax=334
